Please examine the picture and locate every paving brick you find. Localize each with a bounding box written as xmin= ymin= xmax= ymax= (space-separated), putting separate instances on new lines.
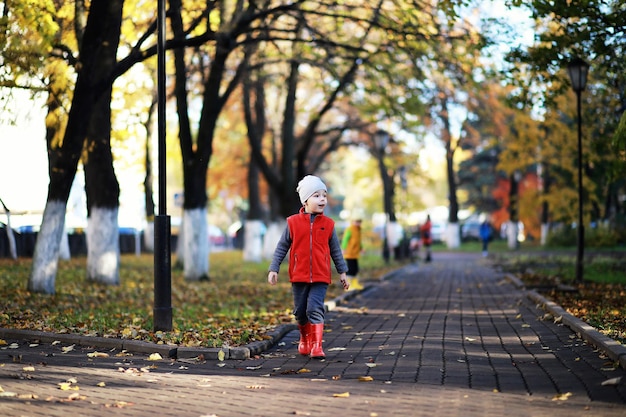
xmin=2 ymin=252 xmax=626 ymax=416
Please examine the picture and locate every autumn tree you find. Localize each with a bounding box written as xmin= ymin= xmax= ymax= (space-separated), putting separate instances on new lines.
xmin=506 ymin=0 xmax=626 ymax=238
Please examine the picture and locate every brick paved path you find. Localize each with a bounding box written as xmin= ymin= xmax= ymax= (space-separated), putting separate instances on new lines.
xmin=1 ymin=252 xmax=625 ymax=416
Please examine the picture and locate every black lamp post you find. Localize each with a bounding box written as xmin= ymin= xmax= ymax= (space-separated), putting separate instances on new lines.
xmin=154 ymin=0 xmax=172 ymax=331
xmin=374 ymin=129 xmax=391 ymax=263
xmin=567 ymin=57 xmax=589 ymax=283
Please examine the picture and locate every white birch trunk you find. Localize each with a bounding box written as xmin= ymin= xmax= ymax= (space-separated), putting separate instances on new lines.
xmin=143 ymin=221 xmax=154 ymax=252
xmin=3 ymin=212 xmax=17 ymax=260
xmin=59 ymin=231 xmax=70 ymax=260
xmin=243 ymin=220 xmax=264 ymax=263
xmin=175 ymin=217 xmax=184 ymax=265
xmin=446 ymin=222 xmax=460 ymax=248
xmin=86 ymin=207 xmax=120 ymax=285
xmin=262 ymin=221 xmax=285 ymax=261
xmin=181 ymin=208 xmax=209 ymax=281
xmin=507 ymin=220 xmax=519 ymax=249
xmin=29 ymin=201 xmax=66 ymax=294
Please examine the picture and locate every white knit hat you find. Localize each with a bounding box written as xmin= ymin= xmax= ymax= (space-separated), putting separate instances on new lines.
xmin=297 ymin=175 xmax=327 ymax=204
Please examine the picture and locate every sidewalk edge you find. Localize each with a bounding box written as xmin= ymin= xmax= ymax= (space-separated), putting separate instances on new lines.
xmin=505 ymin=274 xmax=626 ymax=371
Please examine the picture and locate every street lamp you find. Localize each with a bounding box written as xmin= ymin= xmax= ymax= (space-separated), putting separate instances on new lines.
xmin=374 ymin=129 xmax=391 ymax=263
xmin=154 ymin=0 xmax=172 ymax=331
xmin=567 ymin=57 xmax=589 ymax=283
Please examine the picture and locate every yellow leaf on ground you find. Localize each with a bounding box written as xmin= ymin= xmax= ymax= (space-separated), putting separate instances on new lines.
xmin=58 ymin=382 xmax=79 ymax=391
xmin=96 ymin=382 xmax=106 ymax=387
xmin=0 ymin=339 xmax=7 ymax=346
xmin=552 ymin=392 xmax=572 ymax=401
xmin=218 ymin=350 xmax=225 ymax=361
xmin=62 ymin=344 xmax=75 ymax=353
xmin=87 ymin=352 xmax=110 ymax=358
xmin=333 ymin=392 xmax=350 ymax=398
xmin=297 ymin=368 xmax=311 ymax=373
xmin=22 ymin=366 xmax=35 ymax=372
xmin=148 ymin=353 xmax=163 ymax=361
xmin=358 ymin=376 xmax=374 ymax=382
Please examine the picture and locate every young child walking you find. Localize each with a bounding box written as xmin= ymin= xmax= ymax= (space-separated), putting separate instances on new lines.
xmin=267 ymin=175 xmax=350 ymax=359
xmin=341 ymin=216 xmax=363 ymax=290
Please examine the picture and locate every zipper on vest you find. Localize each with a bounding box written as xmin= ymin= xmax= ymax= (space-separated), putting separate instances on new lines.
xmin=309 ymin=219 xmax=313 ymax=283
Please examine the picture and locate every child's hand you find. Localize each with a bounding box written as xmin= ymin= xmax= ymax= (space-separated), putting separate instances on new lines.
xmin=339 ymin=273 xmax=349 ymax=290
xmin=267 ymin=271 xmax=278 ymax=285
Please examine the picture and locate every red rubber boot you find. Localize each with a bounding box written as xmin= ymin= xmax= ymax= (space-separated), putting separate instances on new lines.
xmin=309 ymin=323 xmax=325 ymax=359
xmin=298 ymin=323 xmax=311 ymax=355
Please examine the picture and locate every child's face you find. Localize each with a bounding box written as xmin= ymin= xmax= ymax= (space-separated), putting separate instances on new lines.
xmin=304 ymin=189 xmax=327 ymax=214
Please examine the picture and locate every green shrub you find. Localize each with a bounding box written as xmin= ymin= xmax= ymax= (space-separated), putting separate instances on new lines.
xmin=547 ymin=222 xmax=621 ymax=248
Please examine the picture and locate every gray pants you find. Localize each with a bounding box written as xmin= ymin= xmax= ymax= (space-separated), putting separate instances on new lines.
xmin=292 ymin=282 xmax=328 ymax=325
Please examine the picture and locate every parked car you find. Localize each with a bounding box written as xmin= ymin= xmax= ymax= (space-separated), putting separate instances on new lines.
xmin=461 ymin=221 xmax=481 ymax=241
xmin=430 ymin=221 xmax=446 ymax=243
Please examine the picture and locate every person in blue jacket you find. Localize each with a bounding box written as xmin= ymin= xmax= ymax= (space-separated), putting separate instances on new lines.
xmin=479 ymin=220 xmax=493 ymax=257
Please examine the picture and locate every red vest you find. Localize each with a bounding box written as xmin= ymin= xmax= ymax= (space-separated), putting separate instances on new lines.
xmin=287 ymin=210 xmax=334 ymax=284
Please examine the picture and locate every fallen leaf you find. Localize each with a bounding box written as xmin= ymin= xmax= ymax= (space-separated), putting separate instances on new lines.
xmin=61 ymin=344 xmax=75 ymax=354
xmin=147 ymin=353 xmax=162 ymax=361
xmin=29 ymin=343 xmax=39 ymax=348
xmin=218 ymin=350 xmax=225 ymax=361
xmin=105 ymin=401 xmax=134 ymax=408
xmin=58 ymin=382 xmax=79 ymax=391
xmin=333 ymin=392 xmax=350 ymax=398
xmin=87 ymin=352 xmax=110 ymax=358
xmin=365 ymin=363 xmax=377 ymax=368
xmin=358 ymin=376 xmax=374 ymax=382
xmin=0 ymin=339 xmax=7 ymax=346
xmin=601 ymin=377 xmax=622 ymax=386
xmin=297 ymin=368 xmax=311 ymax=374
xmin=464 ymin=337 xmax=477 ymax=342
xmin=552 ymin=392 xmax=572 ymax=401
xmin=96 ymin=382 xmax=106 ymax=387
xmin=22 ymin=366 xmax=35 ymax=372
xmin=67 ymin=392 xmax=84 ymax=401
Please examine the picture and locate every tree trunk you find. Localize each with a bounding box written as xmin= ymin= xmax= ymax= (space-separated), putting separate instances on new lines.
xmin=508 ymin=173 xmax=520 ymax=249
xmin=29 ymin=0 xmax=125 ymax=294
xmin=442 ymin=97 xmax=460 ymax=248
xmin=143 ymin=96 xmax=157 ymax=252
xmin=84 ymin=94 xmax=121 ymax=284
